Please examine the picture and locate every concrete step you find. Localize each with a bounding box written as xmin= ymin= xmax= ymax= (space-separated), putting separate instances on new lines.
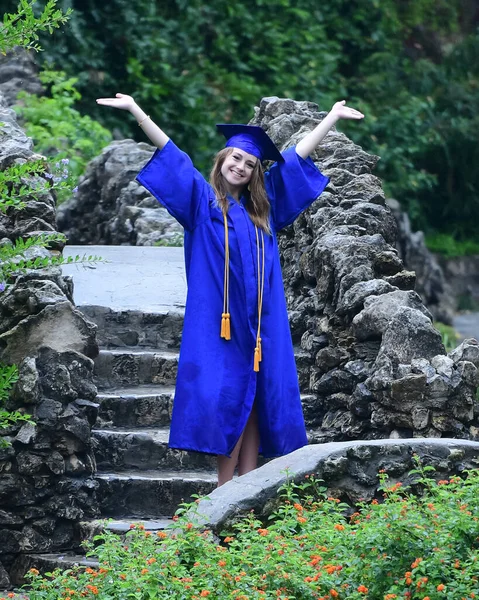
xmin=79 ymin=305 xmax=184 ymax=349
xmin=96 ymin=385 xmax=175 ymax=428
xmin=92 ymin=427 xmax=217 ymax=472
xmin=94 ymin=348 xmax=179 ymax=389
xmin=95 ymin=470 xmax=217 ymax=518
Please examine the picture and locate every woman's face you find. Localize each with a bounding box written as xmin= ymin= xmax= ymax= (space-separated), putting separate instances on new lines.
xmin=220 ymin=148 xmax=257 ymax=196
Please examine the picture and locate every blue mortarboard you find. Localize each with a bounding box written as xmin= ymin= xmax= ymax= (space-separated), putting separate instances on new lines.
xmin=216 ymin=124 xmax=284 ymax=163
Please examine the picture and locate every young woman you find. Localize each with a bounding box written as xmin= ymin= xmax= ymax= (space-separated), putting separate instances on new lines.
xmin=96 ymin=94 xmax=364 ymax=486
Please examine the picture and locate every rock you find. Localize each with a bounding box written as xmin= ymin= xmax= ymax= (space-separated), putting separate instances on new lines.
xmin=57 ymin=140 xmax=183 ymax=246
xmin=0 ymin=301 xmax=98 ymax=363
xmin=353 ymin=290 xmax=432 ymax=341
xmin=0 ymin=48 xmax=43 ymax=107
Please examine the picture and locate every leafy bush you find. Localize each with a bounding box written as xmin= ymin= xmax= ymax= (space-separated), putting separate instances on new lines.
xmin=0 ymin=0 xmax=71 ymax=54
xmin=0 ymin=363 xmax=30 ymax=448
xmin=426 ymin=233 xmax=479 ymax=259
xmin=434 ymin=321 xmax=461 ymax=352
xmin=15 ymin=70 xmax=112 ymax=201
xmin=23 ymin=462 xmax=479 ymax=599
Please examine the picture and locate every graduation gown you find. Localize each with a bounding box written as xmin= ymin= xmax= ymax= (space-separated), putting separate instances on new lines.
xmin=137 ymin=140 xmax=329 ymax=457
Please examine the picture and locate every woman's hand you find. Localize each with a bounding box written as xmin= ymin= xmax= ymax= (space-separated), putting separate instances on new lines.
xmin=96 ymin=93 xmax=136 ymax=112
xmin=329 ymin=100 xmax=364 ymax=120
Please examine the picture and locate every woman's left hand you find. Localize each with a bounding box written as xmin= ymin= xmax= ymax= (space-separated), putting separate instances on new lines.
xmin=330 ymin=100 xmax=364 ymax=120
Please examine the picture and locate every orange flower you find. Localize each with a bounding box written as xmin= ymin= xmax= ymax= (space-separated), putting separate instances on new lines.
xmin=140 ymin=568 xmax=149 ymax=575
xmin=224 ymin=536 xmax=234 ymax=543
xmin=86 ymin=585 xmax=99 ymax=595
xmin=411 ymin=558 xmax=423 ymax=569
xmin=334 ymin=524 xmax=345 ymax=531
xmin=200 ymin=592 xmax=211 ymax=597
xmin=357 ymin=585 xmax=368 ymax=593
xmin=172 ymin=515 xmax=179 ymax=521
xmin=146 ymin=558 xmax=156 ymax=565
xmin=29 ymin=568 xmax=40 ymax=576
xmin=297 ymin=516 xmax=307 ymax=524
xmin=258 ymin=528 xmax=269 ymax=536
xmin=384 ymin=595 xmax=397 ymax=599
xmin=186 ymin=522 xmax=194 ymax=530
xmin=294 ymin=503 xmax=303 ymax=511
xmin=330 ymin=590 xmax=339 ymax=598
xmin=129 ymin=523 xmax=135 ymax=529
xmin=119 ymin=574 xmax=126 ymax=580
xmin=437 ymin=584 xmax=445 ymax=591
xmin=138 ymin=524 xmax=145 ymax=530
xmin=218 ymin=560 xmax=226 ymax=567
xmin=157 ymin=531 xmax=167 ymax=539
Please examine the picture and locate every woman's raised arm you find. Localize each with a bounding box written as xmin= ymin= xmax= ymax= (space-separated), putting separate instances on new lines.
xmin=96 ymin=93 xmax=169 ymax=150
xmin=295 ymin=100 xmax=364 ymax=159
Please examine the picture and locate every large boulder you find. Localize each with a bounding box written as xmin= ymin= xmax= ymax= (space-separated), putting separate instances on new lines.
xmin=57 ymin=140 xmax=183 ymax=246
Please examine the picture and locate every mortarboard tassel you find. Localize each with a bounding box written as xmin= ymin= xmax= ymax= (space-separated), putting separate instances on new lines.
xmin=258 ymin=337 xmax=262 ymax=362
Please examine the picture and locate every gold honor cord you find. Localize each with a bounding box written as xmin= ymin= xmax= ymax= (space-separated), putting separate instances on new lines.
xmin=220 ymin=212 xmax=266 ymax=372
xmin=221 ymin=211 xmax=231 ymax=340
xmin=254 ymin=225 xmax=265 ymax=372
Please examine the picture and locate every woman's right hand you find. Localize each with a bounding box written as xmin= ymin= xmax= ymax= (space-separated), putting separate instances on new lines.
xmin=96 ymin=93 xmax=136 ymax=111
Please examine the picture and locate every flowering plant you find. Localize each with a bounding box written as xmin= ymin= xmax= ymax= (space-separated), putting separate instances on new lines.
xmin=21 ymin=460 xmax=479 ymax=599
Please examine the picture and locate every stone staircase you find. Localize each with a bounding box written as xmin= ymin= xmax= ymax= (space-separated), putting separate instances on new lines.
xmin=7 ymin=246 xmax=319 ymax=586
xmin=87 ymin=306 xmax=218 ymax=522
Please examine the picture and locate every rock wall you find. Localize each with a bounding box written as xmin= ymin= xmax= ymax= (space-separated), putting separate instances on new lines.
xmin=250 ymin=97 xmax=479 ymax=443
xmin=57 ymin=140 xmax=183 ymax=246
xmin=0 ymin=92 xmax=100 ymax=588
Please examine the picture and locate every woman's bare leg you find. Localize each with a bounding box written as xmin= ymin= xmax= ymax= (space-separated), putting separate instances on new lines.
xmin=238 ymin=405 xmax=259 ymax=476
xmin=216 ymin=405 xmax=260 ymax=486
xmin=217 ymin=431 xmax=244 ymax=487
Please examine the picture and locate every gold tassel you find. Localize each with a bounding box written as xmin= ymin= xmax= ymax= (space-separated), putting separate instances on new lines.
xmin=254 ymin=346 xmax=260 ymax=372
xmin=258 ymin=337 xmax=262 ymax=362
xmin=221 ymin=313 xmax=226 ymax=339
xmin=224 ymin=313 xmax=231 ymax=340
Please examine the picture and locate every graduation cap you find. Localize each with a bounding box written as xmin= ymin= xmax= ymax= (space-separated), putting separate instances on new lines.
xmin=216 ymin=124 xmax=284 ymax=163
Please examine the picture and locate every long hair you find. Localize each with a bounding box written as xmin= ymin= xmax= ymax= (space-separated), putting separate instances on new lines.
xmin=209 ymin=148 xmax=271 ymax=234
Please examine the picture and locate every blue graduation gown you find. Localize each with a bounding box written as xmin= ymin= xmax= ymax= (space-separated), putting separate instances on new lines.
xmin=137 ymin=140 xmax=328 ymax=457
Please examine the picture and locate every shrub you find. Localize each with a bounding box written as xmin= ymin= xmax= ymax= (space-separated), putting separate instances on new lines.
xmin=24 ymin=462 xmax=479 ymax=599
xmin=15 ymin=70 xmax=112 ymax=202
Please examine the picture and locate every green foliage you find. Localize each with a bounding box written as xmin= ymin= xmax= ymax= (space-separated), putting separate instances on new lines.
xmin=24 ymin=463 xmax=479 ymax=598
xmin=434 ymin=321 xmax=461 ymax=352
xmin=0 ymin=363 xmax=30 ymax=448
xmin=2 ymin=0 xmax=478 ymax=237
xmin=0 ymin=0 xmax=71 ymax=54
xmin=15 ymin=69 xmax=113 ymax=195
xmin=154 ymin=233 xmax=184 ymax=247
xmin=426 ymin=233 xmax=479 ymax=258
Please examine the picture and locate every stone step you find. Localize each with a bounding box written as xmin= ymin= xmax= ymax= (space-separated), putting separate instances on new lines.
xmin=79 ymin=305 xmax=184 ymax=349
xmin=92 ymin=427 xmax=217 ymax=472
xmin=78 ymin=515 xmax=173 ymax=545
xmin=95 ymin=470 xmax=217 ymax=518
xmin=94 ymin=348 xmax=179 ymax=389
xmin=9 ymin=553 xmax=99 ymax=587
xmin=96 ymin=385 xmax=175 ymax=428
xmin=96 ymin=386 xmax=319 ymax=429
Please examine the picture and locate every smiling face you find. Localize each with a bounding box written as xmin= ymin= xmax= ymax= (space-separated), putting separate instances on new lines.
xmin=220 ymin=147 xmax=258 ymax=198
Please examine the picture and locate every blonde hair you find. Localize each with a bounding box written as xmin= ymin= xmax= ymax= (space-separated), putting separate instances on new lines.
xmin=209 ymin=148 xmax=271 ymax=234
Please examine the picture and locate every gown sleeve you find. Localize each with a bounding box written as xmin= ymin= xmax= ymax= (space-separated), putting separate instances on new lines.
xmin=265 ymin=147 xmax=330 ymax=231
xmin=136 ymin=139 xmax=210 ymax=231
